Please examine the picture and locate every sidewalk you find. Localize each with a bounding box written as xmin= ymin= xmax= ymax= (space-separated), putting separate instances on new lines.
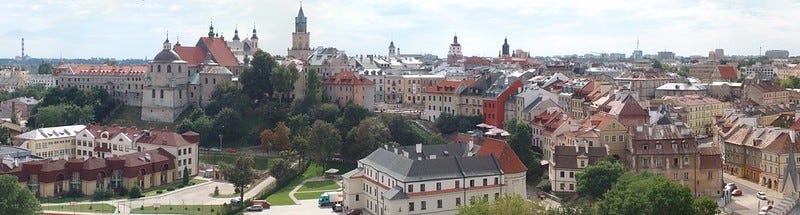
xmin=723 ymin=173 xmax=782 ymax=197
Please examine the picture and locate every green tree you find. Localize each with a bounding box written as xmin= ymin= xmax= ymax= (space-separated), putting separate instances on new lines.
xmin=376 ymin=114 xmax=425 ymax=146
xmin=345 ymin=118 xmax=392 ymax=160
xmin=506 ymin=121 xmax=538 ymax=179
xmin=595 ymin=172 xmax=695 ymax=215
xmin=0 ymin=175 xmax=40 ymax=214
xmin=212 ymin=108 xmax=243 ymax=145
xmin=37 ymin=62 xmax=52 ymax=74
xmin=0 ymin=91 xmax=11 ymax=102
xmin=176 ymin=119 xmax=194 ymax=133
xmin=652 ymin=60 xmax=663 ymax=69
xmin=286 ymin=113 xmax=310 ymax=134
xmin=308 ymin=120 xmax=342 ymax=163
xmin=240 ymin=50 xmax=275 ymax=101
xmin=692 ymin=196 xmax=719 ymax=215
xmin=434 ymin=113 xmax=459 ymax=134
xmin=182 ymin=167 xmax=190 ymax=185
xmin=192 ymin=115 xmax=213 ymax=146
xmin=426 ymin=133 xmax=445 ymax=145
xmin=129 ymin=185 xmax=142 ymax=198
xmin=204 ymin=82 xmax=250 ymax=116
xmin=272 ymin=122 xmax=291 ymax=151
xmin=268 ymin=158 xmax=296 ymax=181
xmin=336 ymin=101 xmax=370 ymax=136
xmin=271 ymin=65 xmax=299 ymax=103
xmin=220 ymin=153 xmax=258 ymax=202
xmin=309 ymin=103 xmax=340 ymax=123
xmin=457 ymin=195 xmax=546 ymax=215
xmin=0 ymin=128 xmax=10 ymax=145
xmin=302 ymin=68 xmax=323 ymax=109
xmin=30 ymin=104 xmax=94 ymax=128
xmin=576 ymin=161 xmax=625 ymax=199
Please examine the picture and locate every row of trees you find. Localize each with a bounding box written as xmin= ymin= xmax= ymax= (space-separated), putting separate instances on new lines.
xmin=28 ymin=87 xmax=116 ymax=128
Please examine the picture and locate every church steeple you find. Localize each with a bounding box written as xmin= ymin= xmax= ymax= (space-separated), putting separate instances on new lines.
xmin=453 ymin=34 xmax=459 ymax=44
xmin=295 ymin=5 xmax=307 ymax=33
xmin=208 ymin=20 xmax=215 ymax=38
xmin=162 ymin=31 xmax=171 ymax=50
xmin=233 ymin=27 xmax=240 ymax=41
xmin=501 ymin=37 xmax=510 ymax=57
xmin=251 ymin=27 xmax=258 ymax=40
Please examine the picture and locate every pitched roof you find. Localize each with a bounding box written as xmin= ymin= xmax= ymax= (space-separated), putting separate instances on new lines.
xmin=426 ymin=80 xmax=461 ymax=94
xmin=664 ymin=95 xmax=723 ymax=106
xmin=476 ymin=138 xmax=528 ymax=174
xmin=16 ymin=125 xmax=86 ymax=141
xmin=359 ymin=143 xmax=505 ymax=182
xmin=173 ymin=46 xmax=206 ymax=67
xmin=54 ymin=64 xmax=147 ymax=77
xmin=198 ymin=37 xmax=239 ymax=67
xmin=530 ymin=107 xmax=570 ymax=133
xmin=107 ymin=148 xmax=176 ymax=168
xmin=608 ymin=96 xmax=649 ymax=117
xmin=83 ymin=124 xmax=145 ymax=140
xmin=552 ymin=145 xmax=607 ymax=169
xmin=718 ymin=66 xmax=737 ymax=79
xmin=322 ymin=71 xmax=374 ymax=85
xmin=136 ymin=129 xmax=198 ymax=147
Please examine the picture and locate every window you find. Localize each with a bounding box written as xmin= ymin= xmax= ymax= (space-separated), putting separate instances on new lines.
xmin=684 ymin=172 xmax=689 ymax=180
xmin=483 ymin=194 xmax=489 ymax=200
xmin=707 ymin=171 xmax=713 ymax=180
xmin=409 ymin=202 xmax=414 ymax=211
xmin=470 ymin=180 xmax=474 ymax=187
xmin=483 ymin=178 xmax=487 ymax=186
xmin=437 ymin=200 xmax=442 ymax=208
xmin=436 ymin=182 xmax=441 ymax=191
xmin=612 ymin=136 xmax=617 ymax=142
xmin=420 ymin=184 xmax=426 ymax=192
xmin=656 ymin=144 xmax=662 ymax=150
xmin=408 ymin=184 xmax=413 ymax=192
xmin=569 ymin=184 xmax=574 ymax=191
xmin=421 ymin=201 xmax=427 ymax=210
xmin=569 ymin=172 xmax=574 ymax=178
xmin=494 ymin=177 xmax=499 ymax=185
xmin=160 ymin=90 xmax=164 ymax=99
xmin=642 ymin=144 xmax=648 ymax=150
xmin=673 ymin=173 xmax=678 ymax=180
xmin=356 ymin=195 xmax=359 ymax=201
xmin=560 ymin=171 xmax=565 ymax=178
xmin=619 ymin=135 xmax=624 ymax=142
xmin=456 ymin=197 xmax=461 ymax=206
xmin=683 ymin=157 xmax=689 ymax=166
xmin=455 ymin=180 xmax=460 ymax=188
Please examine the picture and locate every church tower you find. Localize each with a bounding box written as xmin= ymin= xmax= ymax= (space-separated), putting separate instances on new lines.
xmin=288 ymin=5 xmax=311 ymax=60
xmin=388 ymin=41 xmax=397 ymax=58
xmin=251 ymin=28 xmax=259 ymax=50
xmin=141 ymin=35 xmax=190 ymax=122
xmin=500 ymin=37 xmax=510 ymax=58
xmin=447 ymin=34 xmax=463 ymax=65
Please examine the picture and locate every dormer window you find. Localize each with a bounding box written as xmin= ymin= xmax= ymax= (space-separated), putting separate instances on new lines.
xmin=655 ymin=144 xmax=662 ymax=150
xmin=642 ymin=144 xmax=648 ymax=150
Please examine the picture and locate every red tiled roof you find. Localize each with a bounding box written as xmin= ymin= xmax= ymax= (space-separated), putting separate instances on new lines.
xmin=718 ymin=66 xmax=737 ymax=79
xmin=174 ymin=46 xmax=206 ymax=67
xmin=530 ymin=108 xmax=569 ymax=133
xmin=322 ymin=71 xmax=374 ymax=85
xmin=426 ymin=80 xmax=461 ymax=94
xmin=136 ymin=129 xmax=197 ymax=147
xmin=198 ymin=37 xmax=239 ymax=67
xmin=83 ymin=124 xmax=145 ymax=140
xmin=54 ymin=64 xmax=147 ymax=77
xmin=476 ymin=138 xmax=528 ymax=174
xmin=578 ymin=81 xmax=595 ymax=94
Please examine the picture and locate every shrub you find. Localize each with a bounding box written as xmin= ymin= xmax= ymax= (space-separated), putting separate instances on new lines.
xmin=92 ymin=188 xmax=113 ymax=201
xmin=118 ymin=186 xmax=129 ymax=196
xmin=166 ymin=187 xmax=175 ymax=191
xmin=65 ymin=189 xmax=83 ymax=198
xmin=156 ymin=190 xmax=163 ymax=194
xmin=214 ymin=186 xmax=220 ymax=196
xmin=536 ymin=179 xmax=551 ymax=193
xmin=129 ymin=185 xmax=142 ymax=198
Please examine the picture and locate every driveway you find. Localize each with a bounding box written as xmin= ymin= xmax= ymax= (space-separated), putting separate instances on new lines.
xmin=245 ymin=199 xmax=344 ymax=215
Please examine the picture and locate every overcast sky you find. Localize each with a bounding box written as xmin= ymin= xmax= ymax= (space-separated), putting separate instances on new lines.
xmin=2 ymin=0 xmax=799 ymax=59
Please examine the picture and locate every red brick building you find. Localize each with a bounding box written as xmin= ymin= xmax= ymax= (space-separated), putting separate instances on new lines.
xmin=482 ymin=78 xmax=523 ymax=128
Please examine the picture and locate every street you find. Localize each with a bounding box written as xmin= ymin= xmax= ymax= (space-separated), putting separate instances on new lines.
xmin=721 ymin=173 xmax=780 ymax=215
xmin=245 ymin=199 xmax=344 ymax=215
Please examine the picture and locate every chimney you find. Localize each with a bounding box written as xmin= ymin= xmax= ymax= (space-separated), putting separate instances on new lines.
xmin=574 ymin=143 xmax=579 ymax=153
xmin=636 ymin=126 xmax=643 ymax=133
xmin=415 ymin=144 xmax=422 ymax=154
xmin=584 ymin=140 xmax=589 ymax=152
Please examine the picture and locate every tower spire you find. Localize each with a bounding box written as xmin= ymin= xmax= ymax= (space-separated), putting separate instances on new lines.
xmin=208 ymin=19 xmax=215 ymax=38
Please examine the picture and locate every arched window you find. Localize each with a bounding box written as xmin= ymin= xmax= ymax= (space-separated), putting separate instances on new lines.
xmin=157 ymin=65 xmax=161 ymax=72
xmin=167 ymin=65 xmax=172 ymax=73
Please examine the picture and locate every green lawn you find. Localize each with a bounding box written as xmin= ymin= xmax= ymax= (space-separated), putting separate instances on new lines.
xmin=199 ymin=152 xmax=275 ymax=170
xmin=143 ymin=178 xmax=207 ymax=196
xmin=132 ymin=205 xmax=224 ymax=215
xmin=42 ymin=203 xmax=116 ymax=213
xmin=410 ymin=121 xmax=432 ymax=140
xmin=265 ymin=162 xmax=351 ymax=206
xmin=297 ymin=180 xmax=340 ymax=192
xmin=294 ymin=191 xmax=328 ymax=200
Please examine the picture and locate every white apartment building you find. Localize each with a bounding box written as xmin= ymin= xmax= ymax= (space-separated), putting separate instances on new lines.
xmin=15 ymin=125 xmax=86 ymax=159
xmin=343 ymin=139 xmax=527 ymax=215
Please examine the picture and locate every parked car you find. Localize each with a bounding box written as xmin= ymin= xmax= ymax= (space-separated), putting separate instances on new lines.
xmin=332 ymin=203 xmax=343 ymax=212
xmin=230 ymin=198 xmax=241 ymax=204
xmin=731 ymin=189 xmax=742 ymax=196
xmin=251 ymin=200 xmax=271 ymax=209
xmin=724 ymin=185 xmax=737 ymax=192
xmin=757 ymin=191 xmax=768 ymax=200
xmin=246 ymin=205 xmax=264 ymax=212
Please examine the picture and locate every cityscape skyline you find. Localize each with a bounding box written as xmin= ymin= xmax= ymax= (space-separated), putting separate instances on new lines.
xmin=2 ymin=0 xmax=799 ymax=59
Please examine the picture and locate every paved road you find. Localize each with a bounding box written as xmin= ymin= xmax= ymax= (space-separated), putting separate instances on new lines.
xmin=42 ymin=176 xmax=276 ymax=214
xmin=245 ymin=199 xmax=344 ymax=215
xmin=721 ymin=173 xmax=778 ymax=214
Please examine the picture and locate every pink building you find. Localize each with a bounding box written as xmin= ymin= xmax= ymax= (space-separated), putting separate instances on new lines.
xmin=322 ymin=71 xmax=375 ymax=111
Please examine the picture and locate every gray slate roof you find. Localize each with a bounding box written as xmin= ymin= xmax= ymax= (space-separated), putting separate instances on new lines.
xmin=360 ymin=143 xmax=503 ymax=182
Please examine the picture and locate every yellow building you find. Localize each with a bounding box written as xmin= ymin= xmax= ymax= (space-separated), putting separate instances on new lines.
xmin=664 ymin=95 xmax=727 ymax=135
xmin=15 ymin=125 xmax=86 ymax=159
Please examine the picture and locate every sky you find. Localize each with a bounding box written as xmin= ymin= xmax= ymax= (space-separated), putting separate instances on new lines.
xmin=2 ymin=0 xmax=799 ymax=59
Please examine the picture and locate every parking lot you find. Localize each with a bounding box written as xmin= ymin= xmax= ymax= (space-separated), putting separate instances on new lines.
xmin=244 ymin=200 xmax=346 ymax=215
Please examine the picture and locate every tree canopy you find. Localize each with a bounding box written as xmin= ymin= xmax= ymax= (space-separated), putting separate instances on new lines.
xmin=271 ymin=65 xmax=299 ymax=103
xmin=345 ymin=117 xmax=393 ymax=160
xmin=576 ymin=161 xmax=625 ymax=199
xmin=0 ymin=175 xmax=40 ymax=214
xmin=457 ymin=195 xmax=546 ymax=215
xmin=308 ymin=120 xmax=342 ymax=163
xmin=595 ymin=172 xmax=695 ymax=215
xmin=212 ymin=108 xmax=243 ymax=145
xmin=220 ymin=153 xmax=258 ymax=202
xmin=240 ymin=50 xmax=276 ymax=101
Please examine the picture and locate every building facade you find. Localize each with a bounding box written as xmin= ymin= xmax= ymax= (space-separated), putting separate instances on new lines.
xmin=53 ymin=64 xmax=147 ymax=106
xmin=322 ymin=71 xmax=376 ymax=111
xmin=288 ymin=6 xmax=312 ymax=60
